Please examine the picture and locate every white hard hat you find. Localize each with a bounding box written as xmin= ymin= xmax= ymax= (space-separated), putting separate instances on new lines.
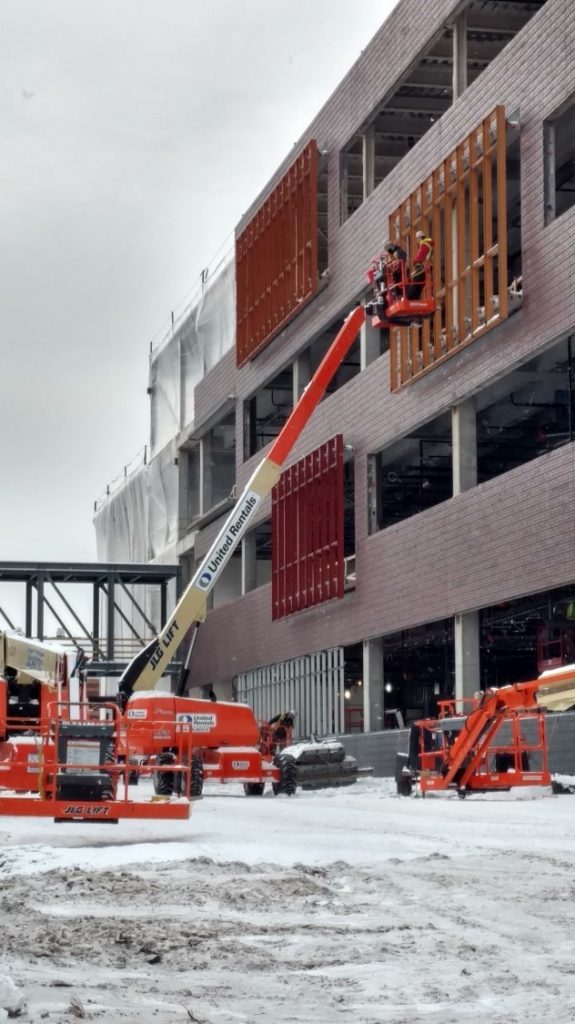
xmin=416 ymin=230 xmax=425 ymax=239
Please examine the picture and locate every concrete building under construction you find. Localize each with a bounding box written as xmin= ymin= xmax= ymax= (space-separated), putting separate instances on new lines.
xmin=95 ymin=0 xmax=575 ymax=764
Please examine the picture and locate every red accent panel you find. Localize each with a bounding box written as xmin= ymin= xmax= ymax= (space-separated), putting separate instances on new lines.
xmin=236 ymin=141 xmax=318 ymax=367
xmin=272 ymin=436 xmax=344 ymax=620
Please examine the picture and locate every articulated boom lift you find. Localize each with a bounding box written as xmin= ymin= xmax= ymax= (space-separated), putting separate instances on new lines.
xmin=397 ymin=663 xmax=575 ymax=798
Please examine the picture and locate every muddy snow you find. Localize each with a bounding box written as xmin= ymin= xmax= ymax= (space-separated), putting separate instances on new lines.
xmin=0 ymin=780 xmax=574 ymax=1023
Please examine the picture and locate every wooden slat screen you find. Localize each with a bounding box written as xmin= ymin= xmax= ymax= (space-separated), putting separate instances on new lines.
xmin=389 ymin=106 xmax=509 ymax=391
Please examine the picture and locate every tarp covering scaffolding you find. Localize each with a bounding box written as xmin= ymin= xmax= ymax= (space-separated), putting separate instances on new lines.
xmin=93 ymin=447 xmax=177 ymax=564
xmin=150 ymin=257 xmax=235 ymax=458
xmin=94 ymin=463 xmax=149 ymax=563
xmin=94 ymin=256 xmax=235 ymax=564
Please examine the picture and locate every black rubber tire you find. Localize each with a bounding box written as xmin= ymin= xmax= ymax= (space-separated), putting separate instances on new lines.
xmin=279 ymin=755 xmax=298 ymax=796
xmin=191 ymin=756 xmax=204 ymax=797
xmin=243 ymin=782 xmax=265 ymax=797
xmin=153 ymin=753 xmax=176 ymax=796
xmin=397 ymin=776 xmax=413 ymax=797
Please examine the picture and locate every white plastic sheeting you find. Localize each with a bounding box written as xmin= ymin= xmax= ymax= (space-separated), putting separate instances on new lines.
xmin=97 ymin=254 xmax=235 ymax=565
xmin=94 ymin=443 xmax=177 ymax=564
xmin=150 ymin=257 xmax=235 ymax=458
xmin=149 ymin=337 xmax=180 ymax=460
xmin=93 ymin=463 xmax=149 ymax=563
xmin=147 ymin=443 xmax=178 ymax=560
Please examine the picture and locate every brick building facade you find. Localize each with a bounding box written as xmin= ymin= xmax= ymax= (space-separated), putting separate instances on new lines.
xmin=108 ymin=0 xmax=575 ymax=743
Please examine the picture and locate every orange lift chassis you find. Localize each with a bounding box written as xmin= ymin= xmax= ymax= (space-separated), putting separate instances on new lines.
xmin=396 ymin=664 xmax=575 ymax=799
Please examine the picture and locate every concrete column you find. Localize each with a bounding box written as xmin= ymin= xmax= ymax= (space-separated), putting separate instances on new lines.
xmin=362 ymin=125 xmax=376 ymax=201
xmin=360 ymin=317 xmax=381 ymax=369
xmin=454 ymin=611 xmax=480 ymax=701
xmin=452 ymin=399 xmax=477 ymax=494
xmin=241 ymin=531 xmax=257 ymax=595
xmin=362 ymin=638 xmax=384 ymax=732
xmin=341 ymin=160 xmax=349 ymax=223
xmin=452 ymin=11 xmax=468 ymax=100
xmin=177 ymin=450 xmax=189 ymax=540
xmin=293 ymin=350 xmax=312 ymax=403
xmin=200 ymin=433 xmax=212 ymax=514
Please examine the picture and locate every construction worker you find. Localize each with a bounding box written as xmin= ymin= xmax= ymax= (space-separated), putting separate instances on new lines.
xmin=408 ymin=230 xmax=433 ymax=298
xmin=364 ymin=242 xmax=407 ymax=317
xmin=268 ymin=710 xmax=296 ymax=747
xmin=384 ymin=242 xmax=407 ymax=301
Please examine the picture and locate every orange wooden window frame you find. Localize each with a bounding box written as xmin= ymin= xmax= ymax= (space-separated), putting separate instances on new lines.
xmin=236 ymin=141 xmax=319 ymax=367
xmin=388 ymin=107 xmax=509 ymax=391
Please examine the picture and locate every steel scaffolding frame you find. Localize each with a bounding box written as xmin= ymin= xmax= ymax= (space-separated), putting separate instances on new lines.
xmin=0 ymin=561 xmax=180 ymax=677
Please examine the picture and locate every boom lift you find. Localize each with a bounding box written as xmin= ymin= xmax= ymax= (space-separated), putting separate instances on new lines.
xmin=396 ymin=663 xmax=575 ymax=798
xmin=0 ymin=631 xmax=194 ymax=822
xmin=118 ymin=306 xmax=367 ymax=795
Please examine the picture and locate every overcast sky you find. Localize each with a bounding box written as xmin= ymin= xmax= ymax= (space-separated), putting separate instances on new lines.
xmin=0 ymin=0 xmax=398 ymax=564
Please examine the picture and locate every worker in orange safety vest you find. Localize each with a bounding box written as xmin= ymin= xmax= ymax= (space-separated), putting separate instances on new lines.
xmin=408 ymin=230 xmax=433 ymax=298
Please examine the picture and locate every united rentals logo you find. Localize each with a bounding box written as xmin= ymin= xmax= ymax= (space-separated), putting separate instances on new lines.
xmin=177 ymin=712 xmax=217 ymax=732
xmin=195 ymin=491 xmax=261 ymax=591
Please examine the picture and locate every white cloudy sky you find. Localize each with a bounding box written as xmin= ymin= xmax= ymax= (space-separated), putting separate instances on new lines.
xmin=0 ymin=0 xmax=397 ymax=563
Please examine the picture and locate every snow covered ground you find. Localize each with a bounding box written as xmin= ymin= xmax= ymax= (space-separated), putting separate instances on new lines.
xmin=1 ymin=779 xmax=575 ymax=1023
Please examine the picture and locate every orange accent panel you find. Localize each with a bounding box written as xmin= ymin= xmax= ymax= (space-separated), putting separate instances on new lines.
xmin=236 ymin=141 xmax=319 ymax=366
xmin=388 ymin=107 xmax=509 ymax=391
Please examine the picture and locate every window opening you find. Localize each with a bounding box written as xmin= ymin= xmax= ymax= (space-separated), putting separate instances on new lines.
xmin=308 ymin=318 xmax=361 ymax=394
xmin=481 ymin=582 xmax=575 ymax=689
xmin=369 ymin=412 xmax=452 ymax=532
xmin=243 ymin=366 xmax=293 ymax=460
xmin=243 ymin=520 xmax=272 ymax=594
xmin=340 ymin=136 xmax=364 ymax=221
xmin=181 ymin=442 xmax=200 ymax=533
xmin=383 ymin=620 xmax=454 ymax=723
xmin=343 ymin=642 xmax=364 ymax=732
xmin=202 ymin=411 xmax=236 ymax=512
xmin=544 ymin=93 xmax=575 ymax=224
xmin=476 ymin=334 xmax=575 ymax=484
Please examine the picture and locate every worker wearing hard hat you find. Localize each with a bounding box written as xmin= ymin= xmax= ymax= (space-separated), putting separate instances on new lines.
xmin=408 ymin=229 xmax=433 ymax=298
